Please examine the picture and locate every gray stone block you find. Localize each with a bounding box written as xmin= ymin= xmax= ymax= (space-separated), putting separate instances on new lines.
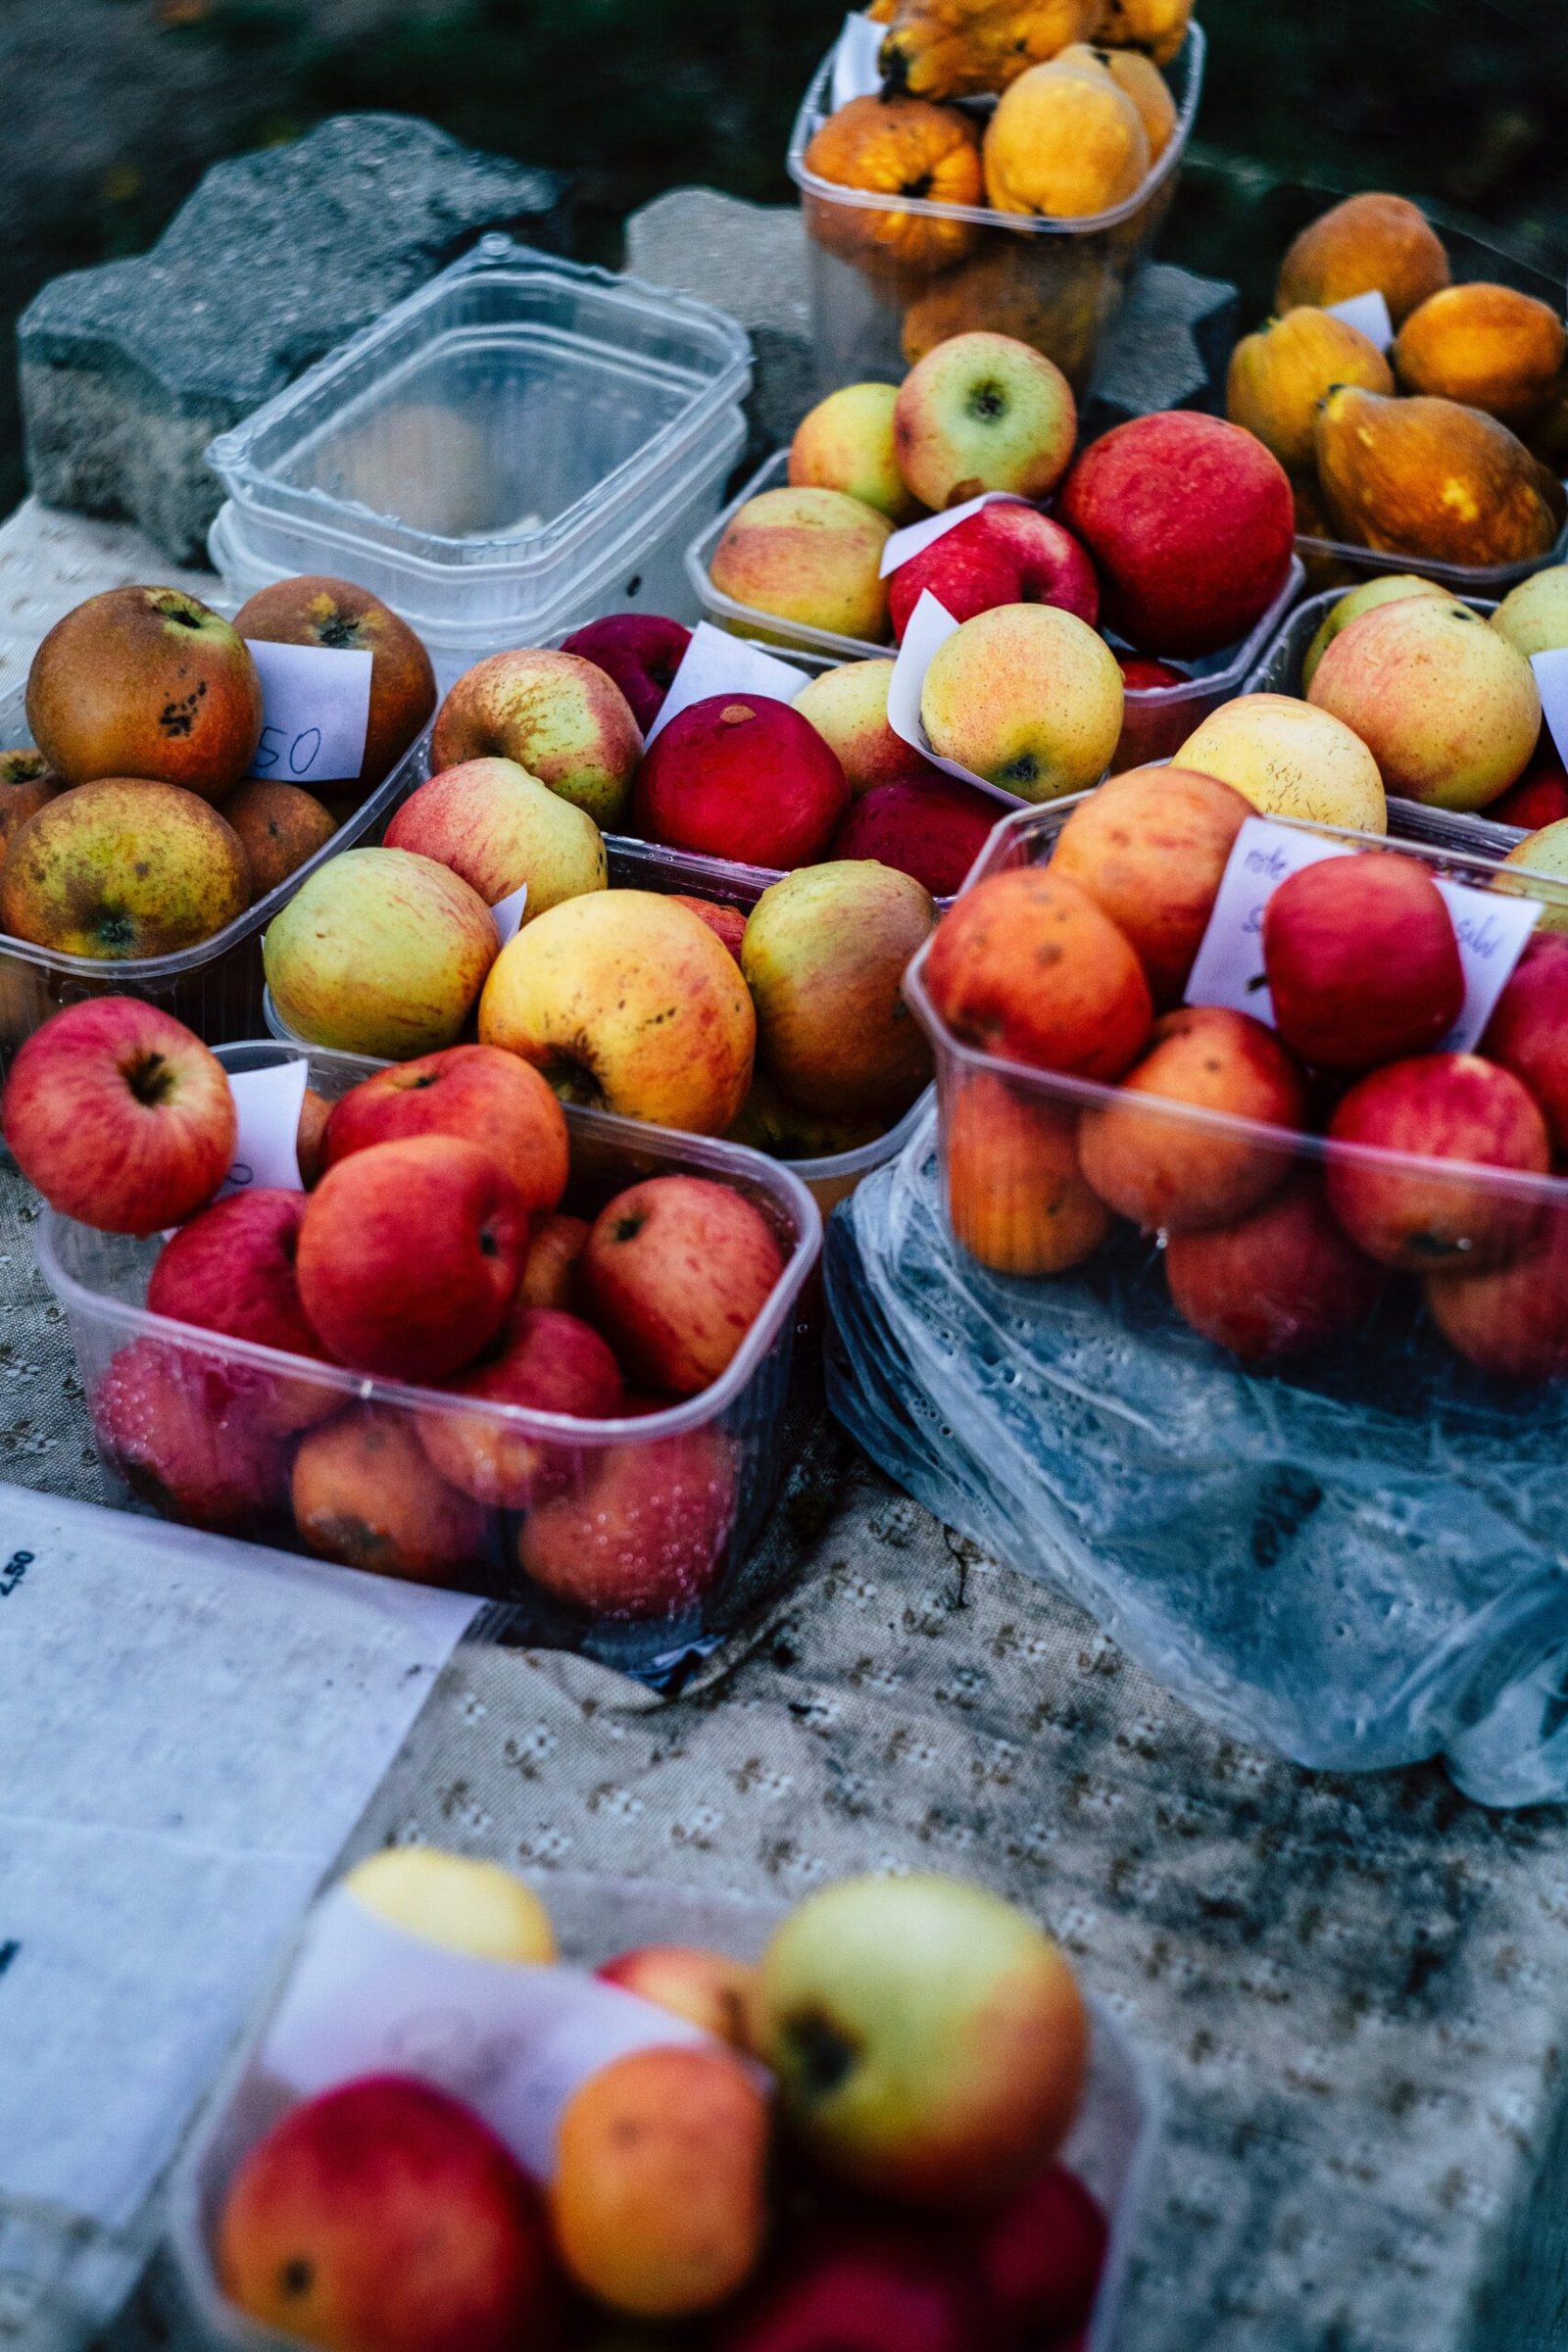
xmin=19 ymin=115 xmax=569 ymax=567
xmin=1081 ymin=260 xmax=1239 ymax=438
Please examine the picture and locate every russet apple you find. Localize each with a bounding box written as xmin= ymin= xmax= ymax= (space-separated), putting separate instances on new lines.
xmin=790 ymin=382 xmax=923 ymax=524
xmin=431 ymin=650 xmax=643 ymax=829
xmin=924 ymin=868 xmax=1152 ymax=1080
xmin=1262 ymin=851 xmax=1464 ymax=1068
xmin=263 ymin=848 xmax=498 ymax=1058
xmin=478 ymin=891 xmax=756 ymax=1136
xmin=1308 ymin=599 xmax=1542 ymax=810
xmin=709 ymin=487 xmax=893 ymax=645
xmin=582 ymin=1174 xmax=785 ymax=1396
xmin=596 ymin=1945 xmax=755 ymax=2047
xmin=1425 ymin=1203 xmax=1568 ymax=1382
xmin=1059 ymin=412 xmax=1296 ymax=658
xmin=219 ymin=779 xmax=336 ymax=899
xmin=560 ymin=614 xmax=693 ymax=734
xmin=945 ymin=1072 xmax=1109 ymax=1277
xmin=517 ymin=1425 xmax=737 ymax=1617
xmin=25 ymin=585 xmax=263 ymax=799
xmin=1299 ymin=574 xmax=1453 ymax=693
xmin=669 ymin=893 xmax=748 ymax=960
xmin=3 ymin=997 xmax=234 ymax=1235
xmin=343 ymin=1846 xmax=557 ymax=1963
xmin=94 ymin=1339 xmax=289 ymax=1529
xmin=233 ymin=574 xmax=437 ymax=808
xmin=919 ymin=605 xmax=1123 ymax=800
xmin=1 ymin=779 xmax=251 ymax=956
xmin=517 ymin=1210 xmax=591 ymax=1310
xmin=1481 ymin=934 xmax=1568 ymax=1151
xmin=147 ymin=1189 xmax=337 ymax=1436
xmin=384 ymin=757 xmax=606 ymax=921
xmin=1049 ymin=765 xmax=1251 ymax=1008
xmin=742 ymin=861 xmax=936 ymax=1120
xmin=1174 ymin=694 xmax=1387 ymax=832
xmin=792 ymin=661 xmax=940 ymax=799
xmin=320 ymin=1044 xmax=568 ymax=1216
xmin=1078 ymin=1006 xmax=1307 ymax=1233
xmin=1326 ymin=1053 xmax=1550 ymax=1270
xmin=1163 ymin=1175 xmax=1385 ymax=1360
xmin=634 ymin=695 xmax=850 ymax=870
xmin=217 ymin=2075 xmax=563 ymax=2352
xmin=292 ymin=1405 xmax=493 ymax=1582
xmin=297 ymin=1135 xmax=527 ymax=1381
xmin=830 ymin=775 xmax=998 ymax=898
xmin=0 ymin=748 xmax=61 ymax=854
xmin=750 ymin=1873 xmax=1088 ymax=2207
xmin=887 ymin=502 xmax=1099 ymax=643
xmin=417 ymin=1303 xmax=624 ymax=1507
xmin=893 ymin=333 xmax=1077 ymax=511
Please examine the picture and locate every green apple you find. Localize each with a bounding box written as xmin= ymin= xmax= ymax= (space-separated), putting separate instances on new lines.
xmin=1300 ymin=571 xmax=1452 ymax=691
xmin=893 ymin=330 xmax=1077 ymax=512
xmin=1492 ymin=564 xmax=1568 ymax=659
xmin=741 ymin=860 xmax=935 ymax=1123
xmin=263 ymin=846 xmax=497 ymax=1056
xmin=343 ymin=1847 xmax=557 ymax=1963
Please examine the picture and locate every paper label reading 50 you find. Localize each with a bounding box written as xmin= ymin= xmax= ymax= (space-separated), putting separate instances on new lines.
xmin=244 ymin=640 xmax=374 ymax=786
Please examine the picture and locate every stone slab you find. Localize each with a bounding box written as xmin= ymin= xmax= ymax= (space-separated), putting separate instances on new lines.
xmin=0 ymin=497 xmax=215 ymax=708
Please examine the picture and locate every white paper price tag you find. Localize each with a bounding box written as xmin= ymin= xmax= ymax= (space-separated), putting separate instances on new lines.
xmin=490 ymin=882 xmax=529 ymax=946
xmin=831 ymin=9 xmax=886 ymax=107
xmin=1324 ymin=288 xmax=1396 ymax=353
xmin=1532 ymin=648 xmax=1568 ymax=771
xmin=879 ymin=490 xmax=1033 ymax=578
xmin=246 ymin=640 xmax=374 ymax=785
xmin=646 ymin=620 xmax=812 ymax=743
xmin=218 ymin=1059 xmax=309 ymax=1199
xmin=885 ymin=589 xmax=1024 ymax=808
xmin=1433 ymin=876 xmax=1543 ymax=1049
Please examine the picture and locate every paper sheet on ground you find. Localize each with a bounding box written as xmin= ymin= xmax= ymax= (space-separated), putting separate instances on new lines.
xmin=645 ymin=620 xmax=811 ymax=744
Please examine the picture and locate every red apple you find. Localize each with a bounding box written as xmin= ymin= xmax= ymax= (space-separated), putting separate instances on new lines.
xmin=517 ymin=1426 xmax=736 ymax=1616
xmin=1489 ymin=745 xmax=1568 ymax=833
xmin=431 ymin=649 xmax=643 ymax=830
xmin=1262 ymin=852 xmax=1464 ymax=1070
xmin=147 ymin=1189 xmax=337 ymax=1435
xmin=1163 ymin=1174 xmax=1385 ymax=1360
xmin=1482 ymin=934 xmax=1568 ymax=1152
xmin=1425 ymin=1202 xmax=1568 ymax=1382
xmin=886 ymin=504 xmax=1099 ymax=644
xmin=518 ymin=1211 xmax=592 ymax=1311
xmin=924 ymin=869 xmax=1152 ymax=1081
xmin=1058 ymin=412 xmax=1296 ymax=658
xmin=217 ymin=2075 xmax=563 ymax=2352
xmin=417 ymin=1304 xmax=624 ymax=1508
xmin=1049 ymin=765 xmax=1251 ymax=1011
xmin=714 ymin=2235 xmax=1002 ymax=2352
xmin=970 ymin=2162 xmax=1106 ymax=2347
xmin=634 ymin=696 xmax=850 ymax=870
xmin=292 ymin=1406 xmax=492 ymax=1581
xmin=1326 ymin=1053 xmax=1550 ymax=1270
xmin=94 ymin=1339 xmax=289 ymax=1529
xmin=1117 ymin=656 xmax=1186 ymax=692
xmin=596 ymin=1945 xmax=756 ymax=2046
xmin=669 ymin=894 xmax=748 ymax=961
xmin=582 ymin=1175 xmax=786 ymax=1396
xmin=297 ymin=1136 xmax=527 ymax=1381
xmin=561 ymin=613 xmax=693 ymax=733
xmin=2 ymin=998 xmax=234 ymax=1236
xmin=233 ymin=575 xmax=437 ymax=807
xmin=829 ymin=776 xmax=997 ymax=897
xmin=321 ymin=1045 xmax=569 ymax=1216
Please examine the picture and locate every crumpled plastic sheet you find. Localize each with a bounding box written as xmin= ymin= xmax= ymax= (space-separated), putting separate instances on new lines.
xmin=825 ymin=1116 xmax=1568 ymax=1808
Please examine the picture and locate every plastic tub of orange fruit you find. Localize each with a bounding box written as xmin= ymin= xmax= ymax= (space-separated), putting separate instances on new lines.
xmin=34 ymin=1037 xmax=821 ymax=1685
xmin=786 ymin=16 xmax=1205 ymax=400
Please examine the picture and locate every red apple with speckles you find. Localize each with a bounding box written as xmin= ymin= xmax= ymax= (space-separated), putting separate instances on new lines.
xmin=320 ymin=1044 xmax=568 ymax=1215
xmin=147 ymin=1188 xmax=337 ymax=1435
xmin=886 ymin=503 xmax=1099 ymax=643
xmin=517 ymin=1424 xmax=737 ymax=1617
xmin=1164 ymin=1174 xmax=1385 ymax=1360
xmin=1481 ymin=933 xmax=1568 ymax=1152
xmin=1262 ymin=852 xmax=1463 ymax=1070
xmin=1425 ymin=1201 xmax=1568 ymax=1382
xmin=94 ymin=1339 xmax=290 ymax=1529
xmin=417 ymin=1303 xmax=623 ymax=1508
xmin=582 ymin=1174 xmax=785 ymax=1396
xmin=1326 ymin=1052 xmax=1550 ymax=1270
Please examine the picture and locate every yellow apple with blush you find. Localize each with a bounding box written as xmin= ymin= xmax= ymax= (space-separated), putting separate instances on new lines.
xmin=790 ymin=383 xmax=923 ymax=524
xmin=344 ymin=1846 xmax=557 ymax=1963
xmin=710 ymin=487 xmax=892 ymax=644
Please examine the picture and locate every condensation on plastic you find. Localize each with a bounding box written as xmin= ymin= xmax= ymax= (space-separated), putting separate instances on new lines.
xmin=167 ymin=1873 xmax=1160 ymax=2352
xmin=823 ymin=801 xmax=1568 ymax=1806
xmin=0 ymin=684 xmax=434 ymax=1085
xmin=35 ymin=1040 xmax=822 ymax=1684
xmin=785 ymin=28 xmax=1204 ymax=399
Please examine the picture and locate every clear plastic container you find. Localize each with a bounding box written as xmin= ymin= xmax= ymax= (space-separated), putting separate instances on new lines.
xmin=0 ymin=686 xmax=433 ymax=1085
xmin=785 ymin=27 xmax=1205 ymax=397
xmin=1294 ymin=507 xmax=1568 ymax=600
xmin=35 ymin=1039 xmax=822 ymax=1684
xmin=167 ymin=1873 xmax=1160 ymax=2352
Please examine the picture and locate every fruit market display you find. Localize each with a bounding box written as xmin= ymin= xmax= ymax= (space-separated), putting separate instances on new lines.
xmin=1225 ymin=191 xmax=1568 ymax=574
xmin=206 ymin=1852 xmax=1107 ymax=2352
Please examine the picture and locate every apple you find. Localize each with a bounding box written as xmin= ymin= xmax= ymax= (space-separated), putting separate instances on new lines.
xmin=792 ymin=661 xmax=942 ymax=799
xmin=887 ymin=503 xmax=1099 ymax=643
xmin=217 ymin=2075 xmax=563 ymax=2352
xmin=923 ymin=868 xmax=1152 ymax=1081
xmin=1117 ymin=656 xmax=1186 ymax=693
xmin=1308 ymin=599 xmax=1542 ymax=811
xmin=343 ymin=1846 xmax=557 ymax=1963
xmin=945 ymin=1074 xmax=1109 ymax=1279
xmin=790 ymin=382 xmax=923 ymax=524
xmin=321 ymin=1043 xmax=569 ymax=1216
xmin=970 ymin=2163 xmax=1106 ymax=2347
xmin=1262 ymin=851 xmax=1463 ymax=1069
xmin=1491 ymin=564 xmax=1568 ymax=660
xmin=263 ymin=847 xmax=498 ymax=1058
xmin=220 ymin=778 xmax=336 ymax=898
xmin=829 ymin=776 xmax=997 ymax=898
xmin=669 ymin=893 xmax=747 ymax=960
xmin=1299 ymin=573 xmax=1454 ymax=693
xmin=725 ymin=1070 xmax=886 ymax=1162
xmin=1503 ymin=818 xmax=1568 ymax=932
xmin=1326 ymin=1053 xmax=1550 ymax=1270
xmin=0 ymin=748 xmax=61 ymax=854
xmin=560 ymin=613 xmax=693 ymax=734
xmin=893 ymin=332 xmax=1077 ymax=512
xmin=1163 ymin=1174 xmax=1385 ymax=1361
xmin=1058 ymin=412 xmax=1296 ymax=659
xmin=94 ymin=1339 xmax=289 ymax=1529
xmin=417 ymin=1303 xmax=624 ymax=1507
xmin=596 ymin=1945 xmax=755 ymax=2046
xmin=1481 ymin=934 xmax=1568 ymax=1151
xmin=1425 ymin=1204 xmax=1568 ymax=1382
xmin=297 ymin=1135 xmax=528 ymax=1381
xmin=1049 ymin=765 xmax=1251 ymax=1008
xmin=1174 ymin=694 xmax=1387 ymax=834
xmin=517 ymin=1425 xmax=736 ymax=1617
xmin=478 ymin=891 xmax=756 ymax=1137
xmin=25 ymin=584 xmax=263 ymax=799
xmin=709 ymin=487 xmax=894 ymax=645
xmin=1489 ymin=745 xmax=1568 ymax=832
xmin=1077 ymin=1005 xmax=1307 ymax=1233
xmin=713 ymin=2235 xmax=1002 ymax=2352
xmin=1 ymin=778 xmax=251 ymax=956
xmin=146 ymin=1189 xmax=337 ymax=1435
xmin=296 ymin=1086 xmax=331 ymax=1188
xmin=742 ymin=861 xmax=936 ymax=1120
xmin=3 ymin=997 xmax=234 ymax=1234
xmin=634 ymin=695 xmax=850 ymax=870
xmin=233 ymin=574 xmax=437 ymax=807
xmin=582 ymin=1174 xmax=784 ymax=1397
xmin=385 ymin=757 xmax=607 ymax=921
xmin=518 ymin=1210 xmax=592 ymax=1310
xmin=751 ymin=1872 xmax=1088 ymax=2207
xmin=919 ymin=605 xmax=1123 ymax=800
xmin=431 ymin=650 xmax=643 ymax=829
xmin=291 ymin=1405 xmax=493 ymax=1582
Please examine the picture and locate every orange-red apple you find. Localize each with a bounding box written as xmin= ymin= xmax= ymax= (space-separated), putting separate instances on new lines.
xmin=416 ymin=1304 xmax=623 ymax=1507
xmin=945 ymin=1072 xmax=1109 ymax=1276
xmin=596 ymin=1945 xmax=755 ymax=2047
xmin=669 ymin=894 xmax=748 ymax=960
xmin=1164 ymin=1174 xmax=1385 ymax=1360
xmin=1049 ymin=766 xmax=1252 ymax=1007
xmin=1425 ymin=1203 xmax=1568 ymax=1382
xmin=582 ymin=1174 xmax=785 ymax=1396
xmin=924 ymin=868 xmax=1152 ymax=1080
xmin=517 ymin=1210 xmax=591 ymax=1310
xmin=320 ymin=1044 xmax=568 ymax=1216
xmin=1326 ymin=1052 xmax=1550 ymax=1269
xmin=291 ymin=1405 xmax=492 ymax=1582
xmin=517 ymin=1426 xmax=736 ymax=1617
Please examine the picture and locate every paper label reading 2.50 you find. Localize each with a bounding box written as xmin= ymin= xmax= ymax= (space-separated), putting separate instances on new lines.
xmin=245 ymin=640 xmax=374 ymax=786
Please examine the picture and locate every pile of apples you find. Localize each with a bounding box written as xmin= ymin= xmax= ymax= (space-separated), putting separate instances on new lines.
xmin=0 ymin=577 xmax=434 ymax=958
xmin=922 ymin=763 xmax=1568 ymax=1382
xmin=3 ymin=1001 xmax=806 ymax=1613
xmin=214 ymin=1851 xmax=1105 ymax=2352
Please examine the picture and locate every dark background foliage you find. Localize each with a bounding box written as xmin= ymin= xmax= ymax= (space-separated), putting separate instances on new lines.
xmin=3 ymin=0 xmax=1566 ymax=514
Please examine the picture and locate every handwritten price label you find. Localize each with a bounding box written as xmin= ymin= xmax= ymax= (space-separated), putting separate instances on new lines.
xmin=245 ymin=640 xmax=374 ymax=785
